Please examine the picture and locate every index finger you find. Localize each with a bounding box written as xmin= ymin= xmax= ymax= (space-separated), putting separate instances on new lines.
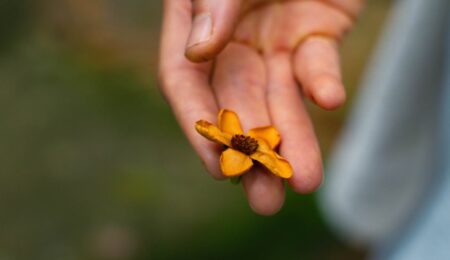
xmin=159 ymin=0 xmax=223 ymax=179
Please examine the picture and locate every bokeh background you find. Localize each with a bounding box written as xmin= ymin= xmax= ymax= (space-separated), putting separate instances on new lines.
xmin=0 ymin=0 xmax=391 ymax=259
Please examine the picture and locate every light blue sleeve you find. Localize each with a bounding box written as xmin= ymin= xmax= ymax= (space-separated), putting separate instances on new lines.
xmin=375 ymin=11 xmax=450 ymax=260
xmin=318 ymin=0 xmax=450 ymax=254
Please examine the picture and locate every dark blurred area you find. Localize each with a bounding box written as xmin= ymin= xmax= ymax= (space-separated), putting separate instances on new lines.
xmin=0 ymin=0 xmax=391 ymax=259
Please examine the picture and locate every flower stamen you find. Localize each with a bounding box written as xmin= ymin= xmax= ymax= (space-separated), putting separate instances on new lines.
xmin=231 ymin=135 xmax=259 ymax=155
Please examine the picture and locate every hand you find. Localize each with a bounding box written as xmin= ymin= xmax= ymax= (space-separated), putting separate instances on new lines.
xmin=158 ymin=0 xmax=362 ymax=215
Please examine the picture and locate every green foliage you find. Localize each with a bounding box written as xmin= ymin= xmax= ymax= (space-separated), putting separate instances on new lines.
xmin=0 ymin=37 xmax=364 ymax=260
xmin=0 ymin=0 xmax=31 ymax=52
xmin=0 ymin=0 xmax=391 ymax=258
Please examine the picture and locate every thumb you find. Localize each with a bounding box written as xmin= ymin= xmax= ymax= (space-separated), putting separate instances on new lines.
xmin=185 ymin=0 xmax=242 ymax=62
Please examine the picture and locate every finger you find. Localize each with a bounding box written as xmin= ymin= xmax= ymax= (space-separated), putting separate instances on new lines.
xmin=266 ymin=52 xmax=323 ymax=194
xmin=241 ymin=167 xmax=285 ymax=216
xmin=185 ymin=0 xmax=243 ymax=62
xmin=159 ymin=0 xmax=223 ymax=179
xmin=212 ymin=42 xmax=285 ymax=215
xmin=293 ymin=36 xmax=346 ymax=110
xmin=322 ymin=0 xmax=364 ymax=18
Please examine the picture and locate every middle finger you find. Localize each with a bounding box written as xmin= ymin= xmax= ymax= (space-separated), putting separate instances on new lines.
xmin=212 ymin=42 xmax=285 ymax=215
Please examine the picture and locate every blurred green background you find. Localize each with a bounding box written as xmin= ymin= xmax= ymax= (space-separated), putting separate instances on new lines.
xmin=0 ymin=0 xmax=391 ymax=259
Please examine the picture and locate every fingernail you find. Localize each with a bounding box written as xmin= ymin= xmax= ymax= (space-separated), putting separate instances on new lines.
xmin=186 ymin=13 xmax=212 ymax=48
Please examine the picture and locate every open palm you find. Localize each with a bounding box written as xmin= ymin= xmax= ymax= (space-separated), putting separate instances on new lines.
xmin=159 ymin=0 xmax=359 ymax=215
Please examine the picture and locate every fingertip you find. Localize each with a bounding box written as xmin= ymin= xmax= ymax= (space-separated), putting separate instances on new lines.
xmin=242 ymin=169 xmax=285 ymax=216
xmin=283 ymin=142 xmax=324 ymax=194
xmin=248 ymin=191 xmax=285 ymax=216
xmin=310 ymin=75 xmax=346 ymax=110
xmin=185 ymin=0 xmax=242 ymax=63
xmin=289 ymin=162 xmax=324 ymax=194
xmin=185 ymin=43 xmax=219 ymax=63
xmin=250 ymin=202 xmax=283 ymax=216
xmin=293 ymin=36 xmax=346 ymax=109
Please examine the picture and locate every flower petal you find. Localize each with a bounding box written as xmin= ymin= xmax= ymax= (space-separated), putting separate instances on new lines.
xmin=220 ymin=149 xmax=253 ymax=177
xmin=195 ymin=120 xmax=231 ymax=146
xmin=251 ymin=151 xmax=293 ymax=179
xmin=248 ymin=126 xmax=281 ymax=149
xmin=250 ymin=139 xmax=293 ymax=179
xmin=218 ymin=109 xmax=244 ymax=135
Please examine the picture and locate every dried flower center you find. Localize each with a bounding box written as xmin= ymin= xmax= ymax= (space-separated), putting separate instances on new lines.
xmin=231 ymin=135 xmax=258 ymax=155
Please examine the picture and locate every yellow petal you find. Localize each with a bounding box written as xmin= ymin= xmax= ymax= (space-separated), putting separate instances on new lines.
xmin=195 ymin=120 xmax=231 ymax=146
xmin=248 ymin=126 xmax=281 ymax=149
xmin=220 ymin=149 xmax=253 ymax=177
xmin=218 ymin=109 xmax=244 ymax=135
xmin=250 ymin=139 xmax=293 ymax=179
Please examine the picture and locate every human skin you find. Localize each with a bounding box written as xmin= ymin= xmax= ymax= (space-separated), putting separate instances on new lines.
xmin=158 ymin=0 xmax=363 ymax=215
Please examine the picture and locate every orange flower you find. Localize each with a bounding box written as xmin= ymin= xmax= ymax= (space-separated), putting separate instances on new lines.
xmin=195 ymin=109 xmax=293 ymax=179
